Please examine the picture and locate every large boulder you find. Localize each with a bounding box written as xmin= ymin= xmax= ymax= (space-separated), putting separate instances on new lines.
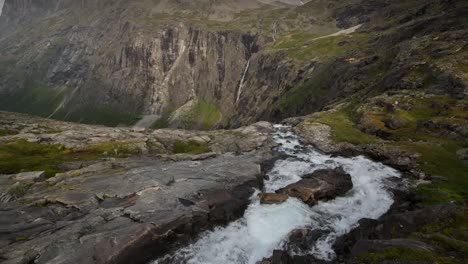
xmin=259 ymin=193 xmax=289 ymax=204
xmin=278 ymin=168 xmax=353 ymax=205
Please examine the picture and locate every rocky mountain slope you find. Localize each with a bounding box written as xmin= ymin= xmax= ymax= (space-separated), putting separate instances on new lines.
xmin=1 ymin=0 xmax=465 ymax=128
xmin=0 ymin=0 xmax=467 ymax=263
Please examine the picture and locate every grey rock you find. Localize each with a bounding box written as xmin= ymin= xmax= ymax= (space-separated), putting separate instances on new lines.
xmin=0 ymin=154 xmax=264 ymax=264
xmin=11 ymin=171 xmax=46 ymax=183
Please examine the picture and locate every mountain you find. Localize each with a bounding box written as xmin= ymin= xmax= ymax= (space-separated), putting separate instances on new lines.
xmin=0 ymin=1 xmax=467 ymax=263
xmin=1 ymin=0 xmax=464 ymax=128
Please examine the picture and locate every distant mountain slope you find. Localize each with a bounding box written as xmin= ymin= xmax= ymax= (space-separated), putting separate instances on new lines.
xmin=0 ymin=0 xmax=466 ymax=128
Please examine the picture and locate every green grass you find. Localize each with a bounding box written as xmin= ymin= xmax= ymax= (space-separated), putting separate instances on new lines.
xmin=172 ymin=140 xmax=210 ymax=155
xmin=0 ymin=82 xmax=70 ymax=117
xmin=52 ymin=105 xmax=140 ymax=127
xmin=407 ymin=140 xmax=468 ymax=203
xmin=269 ymin=32 xmax=370 ymax=61
xmin=307 ymin=94 xmax=468 ymax=203
xmin=354 ymin=94 xmax=467 ymax=203
xmin=0 ymin=129 xmax=19 ymax=137
xmin=276 ymin=76 xmax=330 ymax=115
xmin=180 ymin=100 xmax=221 ymax=130
xmin=357 ymin=247 xmax=458 ymax=264
xmin=0 ymin=140 xmax=69 ymax=177
xmin=312 ymin=102 xmax=380 ymax=145
xmin=0 ymin=140 xmax=142 ymax=178
xmin=408 ymin=209 xmax=468 ymax=263
xmin=150 ymin=111 xmax=172 ymax=129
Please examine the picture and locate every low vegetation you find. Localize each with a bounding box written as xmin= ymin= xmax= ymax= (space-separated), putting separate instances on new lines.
xmin=270 ymin=32 xmax=370 ymax=62
xmin=172 ymin=140 xmax=211 ymax=155
xmin=180 ymin=100 xmax=222 ymax=130
xmin=357 ymin=247 xmax=458 ymax=264
xmin=307 ymin=92 xmax=467 ymax=263
xmin=0 ymin=129 xmax=19 ymax=137
xmin=0 ymin=140 xmax=142 ymax=178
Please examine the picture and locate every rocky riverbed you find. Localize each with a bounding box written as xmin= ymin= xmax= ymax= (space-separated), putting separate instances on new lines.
xmin=151 ymin=125 xmax=402 ymax=264
xmin=0 ymin=111 xmax=274 ymax=264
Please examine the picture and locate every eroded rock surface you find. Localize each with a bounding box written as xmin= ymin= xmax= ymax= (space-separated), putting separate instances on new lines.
xmin=0 ymin=112 xmax=274 ymax=264
xmin=0 ymin=154 xmax=264 ymax=264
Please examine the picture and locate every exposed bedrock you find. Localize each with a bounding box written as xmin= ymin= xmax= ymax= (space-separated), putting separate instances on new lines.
xmin=0 ymin=154 xmax=265 ymax=264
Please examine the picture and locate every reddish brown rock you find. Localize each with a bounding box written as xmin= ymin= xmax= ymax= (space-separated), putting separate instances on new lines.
xmin=259 ymin=193 xmax=289 ymax=205
xmin=278 ymin=168 xmax=352 ymax=205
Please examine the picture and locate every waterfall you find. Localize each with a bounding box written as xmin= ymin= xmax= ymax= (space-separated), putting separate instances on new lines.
xmin=0 ymin=0 xmax=5 ymax=17
xmin=236 ymin=59 xmax=250 ymax=103
xmin=153 ymin=125 xmax=401 ymax=264
xmin=272 ymin=21 xmax=278 ymax=42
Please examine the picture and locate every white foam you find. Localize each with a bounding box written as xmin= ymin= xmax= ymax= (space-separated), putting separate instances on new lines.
xmin=157 ymin=197 xmax=313 ymax=264
xmin=153 ymin=127 xmax=400 ymax=264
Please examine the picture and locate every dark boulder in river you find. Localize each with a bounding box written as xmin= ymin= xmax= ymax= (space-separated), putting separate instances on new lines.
xmin=278 ymin=168 xmax=353 ymax=205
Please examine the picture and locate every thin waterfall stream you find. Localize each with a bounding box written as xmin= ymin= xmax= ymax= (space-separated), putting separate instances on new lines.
xmin=0 ymin=0 xmax=4 ymax=17
xmin=153 ymin=125 xmax=401 ymax=264
xmin=236 ymin=59 xmax=251 ymax=103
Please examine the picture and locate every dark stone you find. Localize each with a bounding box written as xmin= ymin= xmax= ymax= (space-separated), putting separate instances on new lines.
xmin=384 ymin=117 xmax=407 ymax=130
xmin=278 ymin=168 xmax=353 ymax=205
xmin=351 ymin=239 xmax=435 ymax=260
xmin=287 ymin=228 xmax=327 ymax=251
xmin=259 ymin=193 xmax=289 ymax=205
xmin=333 ymin=203 xmax=460 ymax=259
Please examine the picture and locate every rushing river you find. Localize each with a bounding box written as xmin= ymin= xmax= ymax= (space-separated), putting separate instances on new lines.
xmin=154 ymin=125 xmax=400 ymax=264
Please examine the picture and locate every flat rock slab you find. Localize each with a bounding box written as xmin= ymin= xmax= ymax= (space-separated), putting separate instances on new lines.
xmin=0 ymin=153 xmax=263 ymax=264
xmin=11 ymin=171 xmax=45 ymax=182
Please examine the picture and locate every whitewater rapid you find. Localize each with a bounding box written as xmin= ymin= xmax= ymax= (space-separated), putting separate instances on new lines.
xmin=153 ymin=125 xmax=400 ymax=264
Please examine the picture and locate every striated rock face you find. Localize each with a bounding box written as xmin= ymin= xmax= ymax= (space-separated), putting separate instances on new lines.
xmin=0 ymin=154 xmax=264 ymax=264
xmin=0 ymin=0 xmax=310 ymax=128
xmin=2 ymin=0 xmax=465 ymax=128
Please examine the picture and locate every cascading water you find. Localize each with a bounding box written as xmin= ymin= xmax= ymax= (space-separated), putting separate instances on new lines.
xmin=0 ymin=0 xmax=5 ymax=17
xmin=153 ymin=125 xmax=400 ymax=264
xmin=236 ymin=59 xmax=251 ymax=103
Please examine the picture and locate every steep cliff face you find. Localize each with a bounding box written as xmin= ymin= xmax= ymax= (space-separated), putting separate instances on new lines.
xmin=0 ymin=0 xmax=466 ymax=128
xmin=0 ymin=0 xmax=330 ymax=128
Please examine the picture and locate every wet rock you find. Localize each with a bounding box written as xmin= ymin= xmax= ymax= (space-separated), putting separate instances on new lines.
xmin=258 ymin=193 xmax=288 ymax=204
xmin=258 ymin=250 xmax=325 ymax=264
xmin=287 ymin=229 xmax=327 ymax=251
xmin=278 ymin=168 xmax=353 ymax=205
xmin=257 ymin=250 xmax=293 ymax=264
xmin=384 ymin=117 xmax=407 ymax=130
